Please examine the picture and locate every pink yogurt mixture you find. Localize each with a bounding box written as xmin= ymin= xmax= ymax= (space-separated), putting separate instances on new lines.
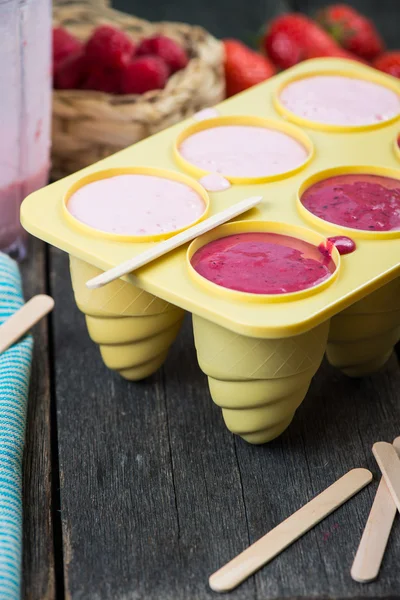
xmin=0 ymin=0 xmax=52 ymax=258
xmin=191 ymin=232 xmax=336 ymax=295
xmin=301 ymin=174 xmax=400 ymax=232
xmin=279 ymin=75 xmax=400 ymax=126
xmin=67 ymin=174 xmax=206 ymax=236
xmin=179 ymin=125 xmax=309 ymax=178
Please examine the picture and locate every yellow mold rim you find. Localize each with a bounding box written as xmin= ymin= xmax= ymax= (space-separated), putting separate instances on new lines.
xmin=187 ymin=220 xmax=340 ymax=304
xmin=274 ymin=68 xmax=400 ymax=133
xmin=394 ymin=133 xmax=400 ymax=161
xmin=63 ymin=166 xmax=210 ymax=243
xmin=173 ymin=115 xmax=314 ymax=185
xmin=297 ymin=165 xmax=400 ymax=240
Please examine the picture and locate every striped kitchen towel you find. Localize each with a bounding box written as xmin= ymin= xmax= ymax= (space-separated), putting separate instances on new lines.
xmin=0 ymin=252 xmax=33 ymax=599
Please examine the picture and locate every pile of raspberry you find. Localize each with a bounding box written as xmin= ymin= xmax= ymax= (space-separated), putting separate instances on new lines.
xmin=53 ymin=25 xmax=189 ymax=94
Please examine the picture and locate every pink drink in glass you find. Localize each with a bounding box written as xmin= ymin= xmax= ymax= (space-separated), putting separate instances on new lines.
xmin=0 ymin=0 xmax=51 ymax=259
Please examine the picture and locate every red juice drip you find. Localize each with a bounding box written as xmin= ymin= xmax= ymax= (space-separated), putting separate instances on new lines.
xmin=191 ymin=232 xmax=336 ymax=295
xmin=301 ymin=174 xmax=400 ymax=232
xmin=319 ymin=236 xmax=356 ymax=256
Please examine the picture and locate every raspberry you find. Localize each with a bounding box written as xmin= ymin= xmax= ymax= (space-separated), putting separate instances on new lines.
xmin=85 ymin=25 xmax=135 ymax=68
xmin=121 ymin=56 xmax=169 ymax=94
xmin=52 ymin=27 xmax=82 ymax=70
xmin=82 ymin=66 xmax=122 ymax=94
xmin=54 ymin=51 xmax=88 ymax=90
xmin=136 ymin=35 xmax=188 ymax=73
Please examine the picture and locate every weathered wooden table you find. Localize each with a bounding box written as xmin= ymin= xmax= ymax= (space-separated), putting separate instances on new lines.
xmin=21 ymin=1 xmax=400 ymax=598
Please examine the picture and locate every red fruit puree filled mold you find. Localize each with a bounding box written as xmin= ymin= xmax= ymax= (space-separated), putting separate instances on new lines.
xmin=191 ymin=232 xmax=336 ymax=295
xmin=301 ymin=174 xmax=400 ymax=232
xmin=319 ymin=236 xmax=356 ymax=257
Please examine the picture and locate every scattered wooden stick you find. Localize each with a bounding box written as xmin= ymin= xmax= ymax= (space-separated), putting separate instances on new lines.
xmin=351 ymin=437 xmax=400 ymax=583
xmin=86 ymin=195 xmax=263 ymax=289
xmin=373 ymin=441 xmax=400 ymax=514
xmin=209 ymin=468 xmax=372 ymax=593
xmin=0 ymin=295 xmax=54 ymax=355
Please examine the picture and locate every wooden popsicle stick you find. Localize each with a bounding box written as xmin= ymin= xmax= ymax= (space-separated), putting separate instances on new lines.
xmin=373 ymin=441 xmax=400 ymax=514
xmin=209 ymin=468 xmax=373 ymax=593
xmin=0 ymin=295 xmax=54 ymax=355
xmin=86 ymin=195 xmax=263 ymax=289
xmin=351 ymin=437 xmax=400 ymax=583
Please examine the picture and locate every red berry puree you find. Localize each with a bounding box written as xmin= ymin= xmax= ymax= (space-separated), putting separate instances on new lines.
xmin=301 ymin=174 xmax=400 ymax=232
xmin=319 ymin=236 xmax=356 ymax=257
xmin=191 ymin=232 xmax=336 ymax=295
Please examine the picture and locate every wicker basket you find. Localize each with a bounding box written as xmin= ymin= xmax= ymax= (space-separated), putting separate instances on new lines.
xmin=52 ymin=0 xmax=225 ymax=179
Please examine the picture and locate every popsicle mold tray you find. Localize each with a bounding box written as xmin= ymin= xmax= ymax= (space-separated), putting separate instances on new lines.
xmin=21 ymin=59 xmax=400 ymax=444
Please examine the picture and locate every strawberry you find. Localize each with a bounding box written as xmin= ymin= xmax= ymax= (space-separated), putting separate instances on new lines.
xmin=120 ymin=56 xmax=169 ymax=94
xmin=136 ymin=35 xmax=189 ymax=73
xmin=373 ymin=51 xmax=400 ymax=79
xmin=317 ymin=4 xmax=384 ymax=61
xmin=263 ymin=13 xmax=363 ymax=70
xmin=52 ymin=27 xmax=82 ymax=70
xmin=85 ymin=25 xmax=135 ymax=68
xmin=54 ymin=51 xmax=88 ymax=90
xmin=223 ymin=39 xmax=276 ymax=97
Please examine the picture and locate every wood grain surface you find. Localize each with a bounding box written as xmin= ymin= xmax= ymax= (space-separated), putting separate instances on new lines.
xmin=22 ymin=1 xmax=400 ymax=598
xmin=49 ymin=244 xmax=400 ymax=600
xmin=21 ymin=241 xmax=55 ymax=600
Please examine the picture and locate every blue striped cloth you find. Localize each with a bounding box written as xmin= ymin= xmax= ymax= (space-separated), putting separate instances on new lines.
xmin=0 ymin=253 xmax=33 ymax=599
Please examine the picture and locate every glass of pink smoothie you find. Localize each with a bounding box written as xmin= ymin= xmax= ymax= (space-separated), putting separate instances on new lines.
xmin=65 ymin=170 xmax=208 ymax=240
xmin=300 ymin=172 xmax=400 ymax=233
xmin=190 ymin=231 xmax=337 ymax=296
xmin=277 ymin=74 xmax=400 ymax=128
xmin=1 ymin=0 xmax=51 ymax=259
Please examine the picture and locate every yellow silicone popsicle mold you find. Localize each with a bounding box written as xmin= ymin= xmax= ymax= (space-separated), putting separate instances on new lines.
xmin=21 ymin=58 xmax=400 ymax=444
xmin=69 ymin=257 xmax=184 ymax=380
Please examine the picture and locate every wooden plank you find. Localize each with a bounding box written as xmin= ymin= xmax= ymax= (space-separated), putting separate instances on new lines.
xmin=49 ymin=3 xmax=399 ymax=598
xmin=21 ymin=239 xmax=55 ymax=600
xmin=159 ymin=316 xmax=253 ymax=599
xmin=234 ymin=354 xmax=400 ymax=598
xmin=50 ymin=247 xmax=252 ymax=599
xmin=210 ymin=469 xmax=373 ymax=592
xmin=351 ymin=438 xmax=400 ymax=584
xmin=295 ymin=0 xmax=398 ymax=49
xmin=51 ymin=245 xmax=400 ymax=599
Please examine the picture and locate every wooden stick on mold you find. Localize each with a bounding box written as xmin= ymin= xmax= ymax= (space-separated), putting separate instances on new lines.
xmin=209 ymin=468 xmax=373 ymax=593
xmin=351 ymin=437 xmax=400 ymax=583
xmin=85 ymin=195 xmax=263 ymax=290
xmin=0 ymin=295 xmax=54 ymax=355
